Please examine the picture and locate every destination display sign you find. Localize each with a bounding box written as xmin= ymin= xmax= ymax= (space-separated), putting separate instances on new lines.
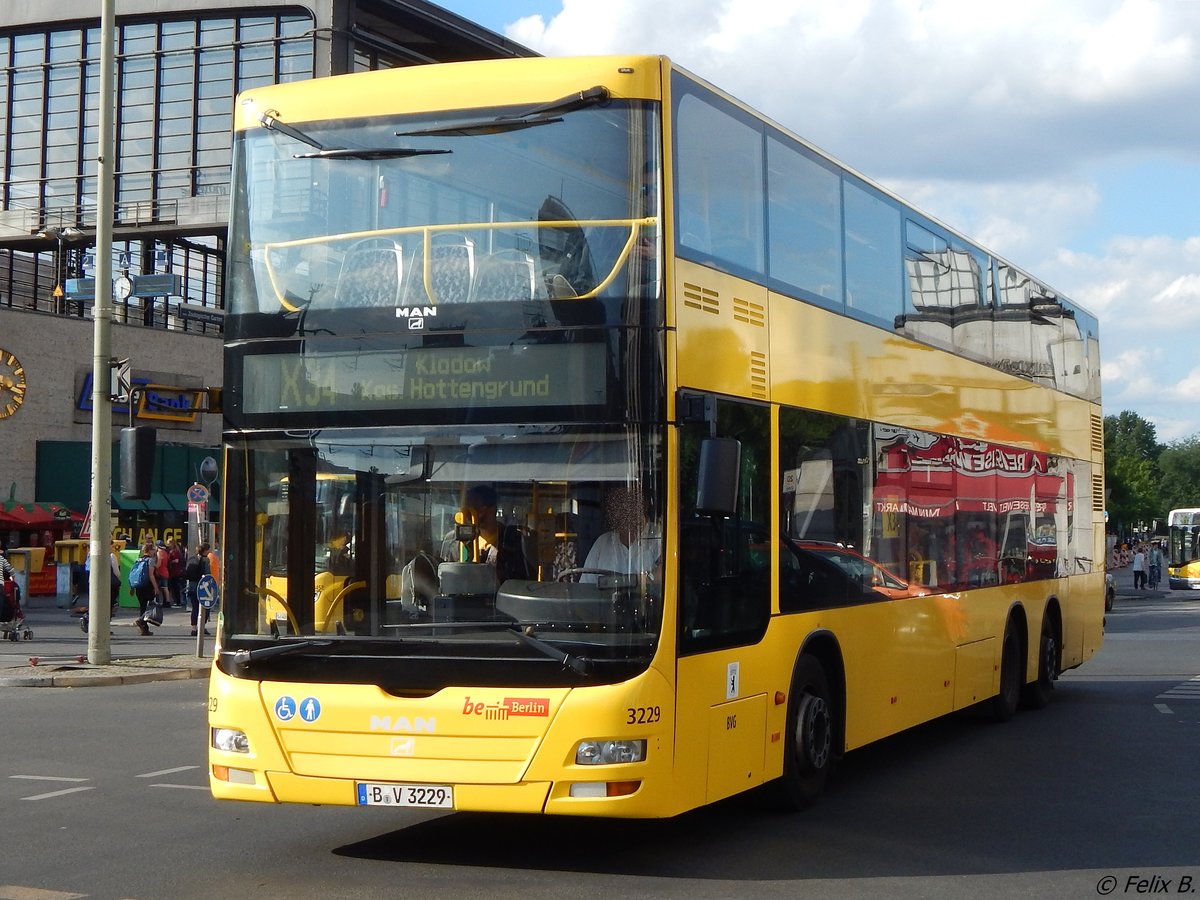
xmin=241 ymin=343 xmax=607 ymax=414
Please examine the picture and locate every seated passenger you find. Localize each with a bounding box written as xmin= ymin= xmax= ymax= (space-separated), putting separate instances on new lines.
xmin=445 ymin=485 xmax=532 ymax=583
xmin=581 ymin=485 xmax=660 ymax=582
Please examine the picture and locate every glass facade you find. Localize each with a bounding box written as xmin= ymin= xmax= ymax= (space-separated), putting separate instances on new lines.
xmin=0 ymin=10 xmax=316 ymax=322
xmin=1 ymin=12 xmax=314 ymax=222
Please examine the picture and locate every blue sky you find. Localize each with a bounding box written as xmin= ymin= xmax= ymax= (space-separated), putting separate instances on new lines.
xmin=438 ymin=0 xmax=1200 ymax=444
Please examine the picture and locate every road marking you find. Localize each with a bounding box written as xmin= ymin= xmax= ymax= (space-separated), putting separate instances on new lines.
xmin=149 ymin=783 xmax=209 ymax=791
xmin=137 ymin=765 xmax=200 ymax=778
xmin=9 ymin=775 xmax=89 ymax=783
xmin=21 ymin=787 xmax=96 ymax=801
xmin=1155 ymin=703 xmax=1174 ymax=714
xmin=1156 ymin=676 xmax=1200 ymax=699
xmin=0 ymin=886 xmax=87 ymax=900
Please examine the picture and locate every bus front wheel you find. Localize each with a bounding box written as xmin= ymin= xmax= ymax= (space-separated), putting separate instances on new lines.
xmin=777 ymin=654 xmax=834 ymax=810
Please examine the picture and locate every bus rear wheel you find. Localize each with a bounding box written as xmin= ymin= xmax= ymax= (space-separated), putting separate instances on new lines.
xmin=988 ymin=623 xmax=1022 ymax=722
xmin=1021 ymin=619 xmax=1058 ymax=710
xmin=777 ymin=654 xmax=834 ymax=809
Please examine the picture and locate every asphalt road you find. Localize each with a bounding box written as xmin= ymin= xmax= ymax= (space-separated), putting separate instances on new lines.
xmin=2 ymin=571 xmax=1197 ymax=899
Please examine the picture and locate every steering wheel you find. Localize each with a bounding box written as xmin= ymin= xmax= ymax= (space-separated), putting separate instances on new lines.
xmin=251 ymin=583 xmax=301 ymax=635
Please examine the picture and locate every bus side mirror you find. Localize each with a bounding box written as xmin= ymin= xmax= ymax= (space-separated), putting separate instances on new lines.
xmin=120 ymin=426 xmax=157 ymax=500
xmin=696 ymin=437 xmax=740 ymax=516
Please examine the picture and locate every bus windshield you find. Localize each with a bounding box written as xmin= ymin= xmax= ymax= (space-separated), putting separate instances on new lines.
xmin=228 ymin=98 xmax=660 ymax=323
xmin=224 ymin=425 xmax=665 ymax=685
xmin=1168 ymin=509 xmax=1200 ymax=568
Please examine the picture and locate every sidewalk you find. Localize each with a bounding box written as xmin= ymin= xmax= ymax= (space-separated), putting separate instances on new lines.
xmin=0 ymin=591 xmax=212 ymax=688
xmin=1107 ymin=560 xmax=1181 ymax=600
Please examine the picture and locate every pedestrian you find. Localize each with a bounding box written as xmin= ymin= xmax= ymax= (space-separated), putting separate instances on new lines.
xmin=206 ymin=542 xmax=221 ymax=584
xmin=154 ymin=539 xmax=173 ymax=607
xmin=132 ymin=540 xmax=161 ymax=636
xmin=1131 ymin=544 xmax=1147 ymax=589
xmin=166 ymin=536 xmax=186 ymax=607
xmin=108 ymin=542 xmax=121 ymax=615
xmin=69 ymin=559 xmax=87 ymax=611
xmin=78 ymin=547 xmax=123 ymax=635
xmin=1149 ymin=542 xmax=1164 ymax=589
xmin=0 ymin=547 xmax=15 ymax=589
xmin=184 ymin=542 xmax=211 ymax=636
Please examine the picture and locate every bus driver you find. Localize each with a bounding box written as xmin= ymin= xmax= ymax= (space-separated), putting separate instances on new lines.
xmin=581 ymin=485 xmax=661 ymax=583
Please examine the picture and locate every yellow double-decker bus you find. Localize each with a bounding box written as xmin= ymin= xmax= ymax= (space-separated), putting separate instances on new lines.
xmin=209 ymin=55 xmax=1106 ymax=817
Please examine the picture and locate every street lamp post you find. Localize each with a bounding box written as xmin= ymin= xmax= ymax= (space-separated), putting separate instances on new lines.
xmin=86 ymin=0 xmax=118 ymax=665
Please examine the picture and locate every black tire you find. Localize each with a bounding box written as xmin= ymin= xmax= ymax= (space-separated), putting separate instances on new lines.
xmin=1105 ymin=586 xmax=1115 ymax=612
xmin=1021 ymin=619 xmax=1058 ymax=710
xmin=989 ymin=623 xmax=1022 ymax=723
xmin=776 ymin=654 xmax=835 ymax=809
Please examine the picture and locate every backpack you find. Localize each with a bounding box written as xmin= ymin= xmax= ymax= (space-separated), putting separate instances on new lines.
xmin=183 ymin=553 xmax=207 ymax=583
xmin=128 ymin=556 xmax=152 ymax=590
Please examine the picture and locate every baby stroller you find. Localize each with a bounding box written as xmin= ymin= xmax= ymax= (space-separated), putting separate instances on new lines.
xmin=1 ymin=574 xmax=32 ymax=641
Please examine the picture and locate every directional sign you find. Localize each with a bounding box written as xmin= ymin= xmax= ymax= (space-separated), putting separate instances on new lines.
xmin=131 ymin=273 xmax=183 ymax=298
xmin=111 ymin=357 xmax=132 ymax=404
xmin=197 ymin=573 xmax=220 ymax=609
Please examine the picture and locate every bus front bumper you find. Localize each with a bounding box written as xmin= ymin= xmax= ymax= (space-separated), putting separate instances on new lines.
xmin=211 ymin=770 xmax=668 ymax=816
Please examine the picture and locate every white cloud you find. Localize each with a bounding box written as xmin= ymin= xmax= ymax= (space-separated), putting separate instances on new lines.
xmin=505 ymin=0 xmax=1200 ymax=440
xmin=509 ymin=0 xmax=1200 ymax=179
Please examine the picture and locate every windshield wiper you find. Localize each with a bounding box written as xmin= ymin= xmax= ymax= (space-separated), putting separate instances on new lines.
xmin=259 ymin=109 xmax=450 ymax=161
xmin=509 ymin=625 xmax=592 ymax=676
xmin=395 ymin=85 xmax=610 ymax=138
xmin=231 ymin=639 xmax=333 ymax=670
xmin=292 ymin=147 xmax=451 ymax=160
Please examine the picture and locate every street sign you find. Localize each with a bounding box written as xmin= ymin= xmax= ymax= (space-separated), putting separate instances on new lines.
xmin=65 ymin=278 xmax=96 ymax=300
xmin=197 ymin=573 xmax=220 ymax=610
xmin=178 ymin=302 xmax=225 ymax=327
xmin=131 ymin=273 xmax=183 ymax=298
xmin=110 ymin=357 xmax=131 ymax=403
xmin=187 ymin=482 xmax=210 ymax=504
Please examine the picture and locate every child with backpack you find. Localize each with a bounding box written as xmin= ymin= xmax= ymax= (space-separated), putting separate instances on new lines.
xmin=129 ymin=541 xmax=161 ymax=635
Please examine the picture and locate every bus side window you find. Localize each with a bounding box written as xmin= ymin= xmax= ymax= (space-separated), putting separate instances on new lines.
xmin=678 ymin=397 xmax=771 ymax=655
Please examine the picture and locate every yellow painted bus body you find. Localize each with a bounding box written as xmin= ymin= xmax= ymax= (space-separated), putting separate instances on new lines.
xmin=210 ymin=55 xmax=1104 ymax=817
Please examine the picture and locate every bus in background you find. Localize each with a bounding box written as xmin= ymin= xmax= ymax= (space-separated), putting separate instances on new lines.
xmin=1167 ymin=508 xmax=1200 ymax=590
xmin=209 ymin=56 xmax=1106 ymax=818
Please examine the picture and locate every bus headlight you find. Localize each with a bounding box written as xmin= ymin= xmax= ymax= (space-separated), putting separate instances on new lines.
xmin=575 ymin=739 xmax=646 ymax=765
xmin=212 ymin=728 xmax=251 ymax=754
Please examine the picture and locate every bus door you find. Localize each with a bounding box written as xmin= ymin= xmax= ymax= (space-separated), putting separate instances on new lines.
xmin=674 ymin=394 xmax=772 ymax=804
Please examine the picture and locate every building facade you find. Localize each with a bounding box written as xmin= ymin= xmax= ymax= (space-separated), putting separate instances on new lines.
xmin=0 ymin=0 xmax=529 ymax=549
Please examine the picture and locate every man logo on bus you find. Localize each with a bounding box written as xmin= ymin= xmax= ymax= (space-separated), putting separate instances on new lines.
xmin=369 ymin=715 xmax=437 ymax=733
xmin=397 ymin=305 xmax=437 ymax=331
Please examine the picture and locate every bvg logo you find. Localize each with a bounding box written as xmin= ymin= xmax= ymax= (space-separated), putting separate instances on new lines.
xmin=462 ymin=696 xmax=550 ymax=720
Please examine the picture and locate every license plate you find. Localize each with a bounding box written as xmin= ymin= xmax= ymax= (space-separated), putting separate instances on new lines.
xmin=356 ymin=782 xmax=454 ymax=808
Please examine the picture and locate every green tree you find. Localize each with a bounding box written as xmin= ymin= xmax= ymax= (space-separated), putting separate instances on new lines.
xmin=1103 ymin=411 xmax=1162 ymax=533
xmin=1158 ymin=436 xmax=1200 ymax=515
